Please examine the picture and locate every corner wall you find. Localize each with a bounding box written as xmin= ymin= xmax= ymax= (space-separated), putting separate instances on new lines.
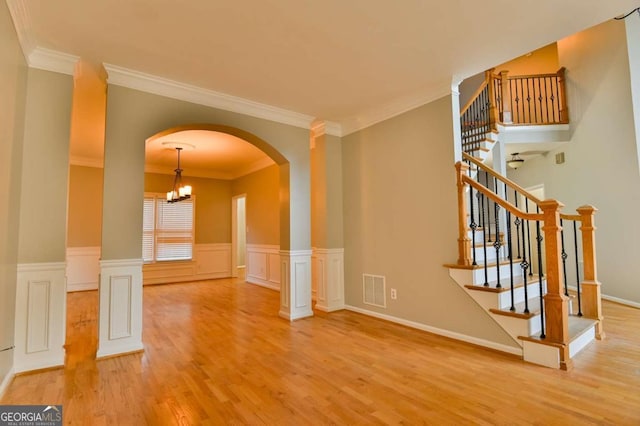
xmin=342 ymin=95 xmax=517 ymax=348
xmin=0 ymin=0 xmax=27 ymax=394
xmin=508 ymin=19 xmax=640 ymax=304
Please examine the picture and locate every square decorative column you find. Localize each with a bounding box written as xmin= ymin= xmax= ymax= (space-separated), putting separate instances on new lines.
xmin=313 ymin=248 xmax=345 ymax=312
xmin=97 ymin=259 xmax=144 ymax=358
xmin=279 ymin=250 xmax=313 ymax=320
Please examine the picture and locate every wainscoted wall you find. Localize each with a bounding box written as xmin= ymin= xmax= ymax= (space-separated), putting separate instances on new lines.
xmin=246 ymin=244 xmax=281 ymax=290
xmin=66 ymin=247 xmax=100 ymax=292
xmin=143 ymin=243 xmax=232 ymax=285
xmin=14 ymin=262 xmax=66 ymax=373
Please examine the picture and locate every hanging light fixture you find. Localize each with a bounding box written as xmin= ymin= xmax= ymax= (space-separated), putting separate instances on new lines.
xmin=166 ymin=147 xmax=192 ymax=203
xmin=507 ymin=153 xmax=525 ymax=169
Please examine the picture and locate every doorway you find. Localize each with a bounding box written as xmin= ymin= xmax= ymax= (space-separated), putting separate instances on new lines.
xmin=232 ymin=194 xmax=247 ymax=279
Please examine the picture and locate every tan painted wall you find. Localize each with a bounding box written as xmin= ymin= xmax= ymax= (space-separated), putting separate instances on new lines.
xmin=0 ymin=0 xmax=27 ymax=388
xmin=102 ymin=85 xmax=310 ymax=260
xmin=508 ymin=20 xmax=640 ymax=304
xmin=342 ymin=95 xmax=517 ymax=347
xmin=145 ymin=172 xmax=232 ymax=244
xmin=495 ymin=43 xmax=560 ymax=76
xmin=231 ymin=165 xmax=280 ymax=245
xmin=67 ymin=166 xmax=103 ymax=247
xmin=17 ymin=69 xmax=73 ymax=263
xmin=311 ymin=133 xmax=344 ymax=249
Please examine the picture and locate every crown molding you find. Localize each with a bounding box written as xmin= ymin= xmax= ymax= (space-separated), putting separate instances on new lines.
xmin=104 ymin=63 xmax=320 ymax=131
xmin=339 ymin=80 xmax=453 ymax=136
xmin=28 ymin=47 xmax=78 ymax=75
xmin=6 ymin=0 xmax=35 ymax=61
xmin=230 ymin=157 xmax=275 ymax=180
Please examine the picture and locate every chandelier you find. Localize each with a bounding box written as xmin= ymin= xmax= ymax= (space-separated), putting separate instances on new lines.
xmin=166 ymin=147 xmax=192 ymax=203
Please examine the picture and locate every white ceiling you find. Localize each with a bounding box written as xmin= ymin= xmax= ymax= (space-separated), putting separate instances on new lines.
xmin=7 ymin=0 xmax=640 ymax=175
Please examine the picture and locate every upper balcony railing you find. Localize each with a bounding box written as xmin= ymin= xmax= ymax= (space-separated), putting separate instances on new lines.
xmin=460 ymin=68 xmax=569 ymax=154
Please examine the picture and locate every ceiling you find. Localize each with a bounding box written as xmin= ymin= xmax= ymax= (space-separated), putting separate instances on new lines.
xmin=7 ymin=0 xmax=640 ymax=175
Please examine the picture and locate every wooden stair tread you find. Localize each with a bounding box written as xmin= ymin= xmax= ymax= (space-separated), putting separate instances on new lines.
xmin=519 ymin=316 xmax=598 ymax=347
xmin=490 ymin=297 xmax=542 ymax=319
xmin=464 ymin=273 xmax=542 ymax=293
xmin=446 ymin=257 xmax=523 ymax=270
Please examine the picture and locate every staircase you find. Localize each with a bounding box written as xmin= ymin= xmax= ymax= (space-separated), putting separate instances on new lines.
xmin=448 ymin=69 xmax=605 ymax=370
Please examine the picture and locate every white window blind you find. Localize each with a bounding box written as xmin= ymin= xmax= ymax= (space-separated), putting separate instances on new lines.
xmin=143 ymin=194 xmax=194 ymax=262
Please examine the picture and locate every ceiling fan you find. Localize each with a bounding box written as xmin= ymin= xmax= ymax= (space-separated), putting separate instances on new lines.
xmin=507 ymin=151 xmax=548 ymax=169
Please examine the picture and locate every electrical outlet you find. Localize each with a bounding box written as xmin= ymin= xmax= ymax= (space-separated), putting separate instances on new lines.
xmin=390 ymin=288 xmax=397 ymax=300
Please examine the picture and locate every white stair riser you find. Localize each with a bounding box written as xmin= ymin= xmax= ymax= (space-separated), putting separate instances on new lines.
xmin=471 ymin=245 xmax=506 ymax=263
xmin=469 ymin=263 xmax=523 ymax=285
xmin=492 ymin=313 xmax=542 ymax=340
xmin=497 ymin=281 xmax=544 ymax=309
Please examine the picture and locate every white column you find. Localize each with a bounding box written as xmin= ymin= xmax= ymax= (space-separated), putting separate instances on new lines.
xmin=279 ymin=250 xmax=313 ymax=320
xmin=312 ymin=248 xmax=345 ymax=312
xmin=14 ymin=263 xmax=66 ymax=373
xmin=97 ymin=259 xmax=144 ymax=358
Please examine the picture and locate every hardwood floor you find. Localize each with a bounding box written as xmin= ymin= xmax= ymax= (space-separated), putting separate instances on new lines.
xmin=2 ymin=278 xmax=640 ymax=425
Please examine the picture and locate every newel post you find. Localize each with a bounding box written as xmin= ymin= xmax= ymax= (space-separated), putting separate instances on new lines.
xmin=539 ymin=200 xmax=571 ymax=369
xmin=577 ymin=205 xmax=605 ymax=339
xmin=557 ymin=67 xmax=569 ymax=123
xmin=499 ymin=70 xmax=512 ymax=124
xmin=456 ymin=162 xmax=471 ymax=266
xmin=485 ymin=69 xmax=498 ymax=132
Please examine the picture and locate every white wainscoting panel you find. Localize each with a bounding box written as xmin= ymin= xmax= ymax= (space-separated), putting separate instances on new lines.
xmin=66 ymin=246 xmax=100 ymax=292
xmin=14 ymin=262 xmax=66 ymax=373
xmin=279 ymin=250 xmax=313 ymax=321
xmin=195 ymin=243 xmax=232 ymax=278
xmin=97 ymin=259 xmax=143 ymax=358
xmin=246 ymin=244 xmax=281 ymax=290
xmin=312 ymin=248 xmax=345 ymax=312
xmin=143 ymin=244 xmax=231 ymax=285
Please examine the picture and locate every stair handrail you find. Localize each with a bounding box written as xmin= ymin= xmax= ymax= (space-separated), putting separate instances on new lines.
xmin=455 ymin=160 xmax=604 ymax=369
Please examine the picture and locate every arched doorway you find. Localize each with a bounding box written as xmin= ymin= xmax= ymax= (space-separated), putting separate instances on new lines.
xmin=97 ymin=115 xmax=313 ymax=358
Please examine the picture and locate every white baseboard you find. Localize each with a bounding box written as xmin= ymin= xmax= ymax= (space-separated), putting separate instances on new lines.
xmin=568 ymin=285 xmax=640 ymax=309
xmin=601 ymin=294 xmax=640 ymax=309
xmin=246 ymin=279 xmax=280 ymax=291
xmin=344 ymin=305 xmax=522 ymax=356
xmin=0 ymin=365 xmax=15 ymax=399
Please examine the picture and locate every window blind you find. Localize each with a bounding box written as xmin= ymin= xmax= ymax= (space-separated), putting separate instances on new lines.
xmin=142 ymin=194 xmax=194 ymax=262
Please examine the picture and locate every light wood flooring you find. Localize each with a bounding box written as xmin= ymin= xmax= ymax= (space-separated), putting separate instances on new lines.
xmin=2 ymin=278 xmax=640 ymax=425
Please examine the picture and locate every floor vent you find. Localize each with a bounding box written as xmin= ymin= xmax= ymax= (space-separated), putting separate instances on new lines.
xmin=363 ymin=274 xmax=386 ymax=308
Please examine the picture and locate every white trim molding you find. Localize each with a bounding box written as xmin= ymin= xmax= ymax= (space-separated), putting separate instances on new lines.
xmin=104 ymin=63 xmax=315 ymax=130
xmin=5 ymin=0 xmax=35 ymax=61
xmin=66 ymin=246 xmax=101 ymax=292
xmin=312 ymin=248 xmax=345 ymax=312
xmin=27 ymin=47 xmax=78 ymax=75
xmin=14 ymin=262 xmax=67 ymax=373
xmin=246 ymin=244 xmax=281 ymax=291
xmin=97 ymin=259 xmax=144 ymax=358
xmin=279 ymin=250 xmax=313 ymax=321
xmin=344 ymin=305 xmax=522 ymax=356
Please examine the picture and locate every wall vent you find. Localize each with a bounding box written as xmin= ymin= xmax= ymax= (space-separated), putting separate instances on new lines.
xmin=363 ymin=274 xmax=386 ymax=308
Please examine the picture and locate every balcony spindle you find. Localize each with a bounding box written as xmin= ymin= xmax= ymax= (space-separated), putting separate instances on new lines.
xmin=573 ymin=221 xmax=582 ymax=317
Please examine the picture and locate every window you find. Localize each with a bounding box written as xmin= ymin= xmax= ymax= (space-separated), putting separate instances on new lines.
xmin=143 ymin=194 xmax=194 ymax=262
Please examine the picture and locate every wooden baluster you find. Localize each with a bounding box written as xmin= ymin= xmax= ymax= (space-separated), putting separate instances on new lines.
xmin=539 ymin=200 xmax=572 ymax=370
xmin=577 ymin=205 xmax=605 ymax=340
xmin=499 ymin=70 xmax=512 ymax=124
xmin=557 ymin=67 xmax=569 ymax=123
xmin=456 ymin=162 xmax=472 ymax=266
xmin=485 ymin=69 xmax=498 ymax=132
